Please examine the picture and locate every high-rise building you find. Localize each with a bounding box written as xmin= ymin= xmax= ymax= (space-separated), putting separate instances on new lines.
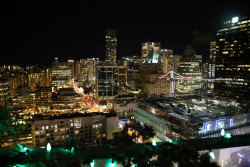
xmin=208 ymin=41 xmax=216 ymax=79
xmin=35 ymin=86 xmax=52 ymax=111
xmin=177 ymin=45 xmax=202 ymax=94
xmin=40 ymin=68 xmax=52 ymax=87
xmin=0 ymin=78 xmax=10 ymax=107
xmin=162 ymin=50 xmax=182 ymax=73
xmin=106 ymin=28 xmax=117 ymax=65
xmin=96 ymin=66 xmax=118 ymax=108
xmin=52 ymin=58 xmax=71 ymax=92
xmin=121 ymin=56 xmax=141 ymax=87
xmin=87 ymin=58 xmax=99 ymax=81
xmin=118 ymin=66 xmax=127 ymax=87
xmin=215 ymin=16 xmax=250 ymax=100
xmin=28 ymin=73 xmax=40 ymax=92
xmin=141 ymin=41 xmax=161 ymax=62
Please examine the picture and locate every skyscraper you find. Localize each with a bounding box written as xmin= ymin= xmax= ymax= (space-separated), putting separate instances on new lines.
xmin=215 ymin=16 xmax=250 ymax=100
xmin=106 ymin=28 xmax=117 ymax=65
xmin=208 ymin=41 xmax=216 ymax=79
xmin=96 ymin=66 xmax=118 ymax=108
xmin=177 ymin=45 xmax=202 ymax=94
xmin=51 ymin=58 xmax=71 ymax=92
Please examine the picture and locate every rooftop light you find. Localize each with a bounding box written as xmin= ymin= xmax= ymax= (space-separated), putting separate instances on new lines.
xmin=232 ymin=17 xmax=239 ymax=23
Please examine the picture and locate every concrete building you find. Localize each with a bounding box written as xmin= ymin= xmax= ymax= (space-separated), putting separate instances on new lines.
xmin=134 ymin=96 xmax=250 ymax=141
xmin=114 ymin=96 xmax=137 ymax=119
xmin=35 ymin=86 xmax=52 ymax=112
xmin=177 ymin=45 xmax=202 ymax=94
xmin=34 ymin=113 xmax=118 ymax=146
xmin=163 ymin=54 xmax=182 ymax=74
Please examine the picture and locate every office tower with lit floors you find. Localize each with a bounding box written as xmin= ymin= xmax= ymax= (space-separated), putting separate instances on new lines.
xmin=96 ymin=66 xmax=118 ymax=109
xmin=177 ymin=45 xmax=202 ymax=94
xmin=215 ymin=16 xmax=250 ymax=100
xmin=106 ymin=28 xmax=117 ymax=65
xmin=51 ymin=58 xmax=72 ymax=92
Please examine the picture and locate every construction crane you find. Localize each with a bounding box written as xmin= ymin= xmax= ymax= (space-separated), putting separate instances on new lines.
xmin=159 ymin=71 xmax=232 ymax=95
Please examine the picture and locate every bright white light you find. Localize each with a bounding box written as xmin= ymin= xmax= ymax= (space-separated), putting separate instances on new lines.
xmin=221 ymin=129 xmax=225 ymax=136
xmin=210 ymin=151 xmax=215 ymax=159
xmin=238 ymin=153 xmax=244 ymax=158
xmin=152 ymin=140 xmax=156 ymax=146
xmin=46 ymin=143 xmax=51 ymax=151
xmin=90 ymin=160 xmax=95 ymax=167
xmin=232 ymin=17 xmax=239 ymax=23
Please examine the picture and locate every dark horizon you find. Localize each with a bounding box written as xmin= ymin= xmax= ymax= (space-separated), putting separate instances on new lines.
xmin=1 ymin=1 xmax=249 ymax=66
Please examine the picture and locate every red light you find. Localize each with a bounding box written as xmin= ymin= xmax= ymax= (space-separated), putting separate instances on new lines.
xmin=238 ymin=158 xmax=242 ymax=164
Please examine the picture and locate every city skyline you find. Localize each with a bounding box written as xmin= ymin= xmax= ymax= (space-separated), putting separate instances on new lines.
xmin=1 ymin=1 xmax=249 ymax=66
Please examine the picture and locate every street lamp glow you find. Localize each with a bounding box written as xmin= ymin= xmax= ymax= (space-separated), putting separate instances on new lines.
xmin=152 ymin=140 xmax=156 ymax=146
xmin=210 ymin=151 xmax=215 ymax=159
xmin=221 ymin=129 xmax=225 ymax=136
xmin=90 ymin=160 xmax=95 ymax=167
xmin=46 ymin=143 xmax=51 ymax=152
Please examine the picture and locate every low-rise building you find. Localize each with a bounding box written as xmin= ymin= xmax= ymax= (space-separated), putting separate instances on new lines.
xmin=34 ymin=113 xmax=118 ymax=147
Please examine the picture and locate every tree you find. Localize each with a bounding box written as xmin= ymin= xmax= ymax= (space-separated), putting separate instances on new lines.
xmin=0 ymin=107 xmax=26 ymax=137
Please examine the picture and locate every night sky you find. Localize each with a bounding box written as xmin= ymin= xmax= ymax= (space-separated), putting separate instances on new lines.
xmin=1 ymin=1 xmax=249 ymax=66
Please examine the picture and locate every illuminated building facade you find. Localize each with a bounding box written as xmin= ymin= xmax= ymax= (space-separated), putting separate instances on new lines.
xmin=0 ymin=78 xmax=10 ymax=107
xmin=40 ymin=68 xmax=52 ymax=87
xmin=52 ymin=58 xmax=72 ymax=91
xmin=215 ymin=16 xmax=250 ymax=100
xmin=28 ymin=73 xmax=40 ymax=92
xmin=75 ymin=59 xmax=87 ymax=81
xmin=141 ymin=41 xmax=161 ymax=62
xmin=106 ymin=28 xmax=117 ymax=65
xmin=121 ymin=56 xmax=141 ymax=87
xmin=177 ymin=45 xmax=202 ymax=93
xmin=35 ymin=86 xmax=52 ymax=111
xmin=96 ymin=66 xmax=118 ymax=108
xmin=118 ymin=66 xmax=127 ymax=86
xmin=208 ymin=41 xmax=216 ymax=79
xmin=162 ymin=53 xmax=182 ymax=73
xmin=87 ymin=58 xmax=99 ymax=81
xmin=0 ymin=109 xmax=34 ymax=148
xmin=34 ymin=114 xmax=118 ymax=146
xmin=9 ymin=76 xmax=17 ymax=98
